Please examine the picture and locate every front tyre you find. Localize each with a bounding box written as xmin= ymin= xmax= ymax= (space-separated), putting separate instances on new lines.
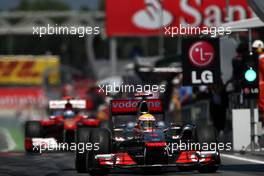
xmin=196 ymin=125 xmax=220 ymax=173
xmin=24 ymin=121 xmax=42 ymax=153
xmin=75 ymin=127 xmax=92 ymax=173
xmin=196 ymin=125 xmax=217 ymax=143
xmin=88 ymin=128 xmax=112 ymax=176
xmin=25 ymin=121 xmax=42 ymax=138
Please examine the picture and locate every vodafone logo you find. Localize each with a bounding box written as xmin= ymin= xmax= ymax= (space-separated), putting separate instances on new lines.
xmin=132 ymin=0 xmax=173 ymax=30
xmin=188 ymin=41 xmax=214 ymax=67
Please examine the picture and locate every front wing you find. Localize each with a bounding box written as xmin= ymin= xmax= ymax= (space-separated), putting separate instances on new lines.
xmin=95 ymin=151 xmax=220 ymax=169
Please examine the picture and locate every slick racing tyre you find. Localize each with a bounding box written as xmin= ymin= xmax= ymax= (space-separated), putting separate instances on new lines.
xmin=88 ymin=128 xmax=112 ymax=176
xmin=75 ymin=127 xmax=93 ymax=173
xmin=196 ymin=125 xmax=220 ymax=173
xmin=25 ymin=121 xmax=42 ymax=153
xmin=196 ymin=125 xmax=217 ymax=143
xmin=25 ymin=121 xmax=42 ymax=138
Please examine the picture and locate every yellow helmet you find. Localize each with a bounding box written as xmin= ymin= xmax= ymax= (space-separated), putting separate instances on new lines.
xmin=138 ymin=113 xmax=155 ymax=121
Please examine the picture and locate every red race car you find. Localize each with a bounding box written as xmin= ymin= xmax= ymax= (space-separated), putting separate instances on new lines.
xmin=24 ymin=97 xmax=100 ymax=153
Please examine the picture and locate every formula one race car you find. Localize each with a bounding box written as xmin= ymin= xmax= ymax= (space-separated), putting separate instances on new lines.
xmin=24 ymin=97 xmax=101 ymax=153
xmin=75 ymin=93 xmax=220 ymax=175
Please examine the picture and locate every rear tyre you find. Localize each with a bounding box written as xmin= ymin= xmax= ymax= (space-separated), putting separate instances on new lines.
xmin=88 ymin=128 xmax=112 ymax=176
xmin=75 ymin=127 xmax=92 ymax=173
xmin=196 ymin=125 xmax=220 ymax=173
xmin=24 ymin=121 xmax=42 ymax=153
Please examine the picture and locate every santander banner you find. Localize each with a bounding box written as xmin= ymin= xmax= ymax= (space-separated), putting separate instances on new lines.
xmin=106 ymin=0 xmax=253 ymax=36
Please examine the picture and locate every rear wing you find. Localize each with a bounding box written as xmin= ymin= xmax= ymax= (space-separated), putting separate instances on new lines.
xmin=110 ymin=99 xmax=163 ymax=115
xmin=49 ymin=100 xmax=86 ymax=109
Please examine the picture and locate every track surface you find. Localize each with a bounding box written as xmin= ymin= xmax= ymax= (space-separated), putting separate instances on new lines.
xmin=0 ymin=152 xmax=264 ymax=176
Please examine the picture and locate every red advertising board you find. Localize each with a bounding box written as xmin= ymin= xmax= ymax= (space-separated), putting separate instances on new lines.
xmin=0 ymin=87 xmax=46 ymax=108
xmin=106 ymin=0 xmax=252 ymax=36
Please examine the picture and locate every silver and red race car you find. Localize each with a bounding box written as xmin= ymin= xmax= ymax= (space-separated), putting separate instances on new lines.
xmin=75 ymin=93 xmax=220 ymax=175
xmin=24 ymin=97 xmax=100 ymax=153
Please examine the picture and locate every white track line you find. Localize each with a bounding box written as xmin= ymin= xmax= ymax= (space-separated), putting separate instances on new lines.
xmin=0 ymin=127 xmax=16 ymax=152
xmin=221 ymin=154 xmax=264 ymax=164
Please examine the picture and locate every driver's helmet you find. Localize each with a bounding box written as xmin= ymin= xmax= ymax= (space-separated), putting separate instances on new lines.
xmin=252 ymin=40 xmax=264 ymax=49
xmin=252 ymin=40 xmax=264 ymax=53
xmin=63 ymin=110 xmax=75 ymax=119
xmin=138 ymin=113 xmax=156 ymax=131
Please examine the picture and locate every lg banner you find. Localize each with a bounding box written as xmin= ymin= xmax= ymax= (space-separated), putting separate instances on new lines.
xmin=182 ymin=38 xmax=221 ymax=86
xmin=106 ymin=0 xmax=252 ymax=36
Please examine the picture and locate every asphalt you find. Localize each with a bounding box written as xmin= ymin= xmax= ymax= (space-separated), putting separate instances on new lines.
xmin=0 ymin=152 xmax=264 ymax=176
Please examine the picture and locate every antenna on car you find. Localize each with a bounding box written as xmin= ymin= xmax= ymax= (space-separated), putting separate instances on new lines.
xmin=135 ymin=92 xmax=152 ymax=115
xmin=138 ymin=101 xmax=149 ymax=114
